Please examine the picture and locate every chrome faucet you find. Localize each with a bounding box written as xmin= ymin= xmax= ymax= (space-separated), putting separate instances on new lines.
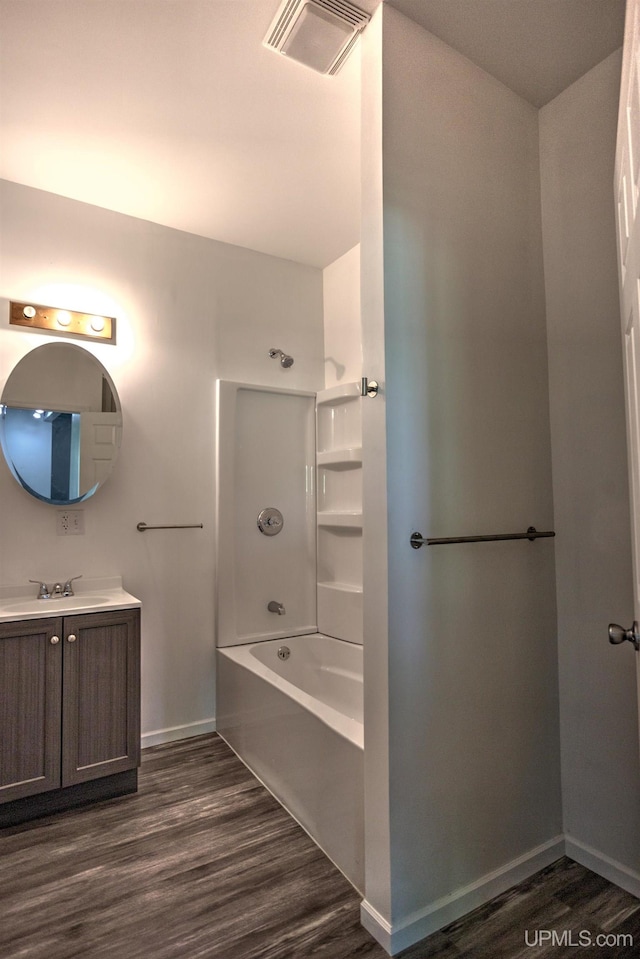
xmin=31 ymin=575 xmax=82 ymax=599
xmin=29 ymin=579 xmax=51 ymax=600
xmin=267 ymin=600 xmax=286 ymax=615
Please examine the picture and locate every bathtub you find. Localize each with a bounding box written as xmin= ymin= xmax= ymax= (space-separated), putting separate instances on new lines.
xmin=216 ymin=633 xmax=364 ymax=892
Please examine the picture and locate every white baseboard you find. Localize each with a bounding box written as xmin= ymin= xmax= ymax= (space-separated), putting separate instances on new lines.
xmin=360 ymin=835 xmax=565 ymax=956
xmin=565 ymin=834 xmax=640 ymax=900
xmin=141 ymin=718 xmax=217 ymax=748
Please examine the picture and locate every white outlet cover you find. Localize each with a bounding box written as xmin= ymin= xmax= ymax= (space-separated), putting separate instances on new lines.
xmin=56 ymin=509 xmax=85 ymax=535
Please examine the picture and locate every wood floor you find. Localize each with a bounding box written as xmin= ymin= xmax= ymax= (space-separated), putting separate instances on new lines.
xmin=1 ymin=733 xmax=638 ymax=959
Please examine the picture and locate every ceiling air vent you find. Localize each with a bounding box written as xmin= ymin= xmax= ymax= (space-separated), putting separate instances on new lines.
xmin=264 ymin=0 xmax=370 ymax=75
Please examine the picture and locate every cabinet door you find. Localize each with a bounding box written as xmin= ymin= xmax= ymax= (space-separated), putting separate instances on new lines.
xmin=0 ymin=618 xmax=62 ymax=801
xmin=61 ymin=608 xmax=140 ymax=786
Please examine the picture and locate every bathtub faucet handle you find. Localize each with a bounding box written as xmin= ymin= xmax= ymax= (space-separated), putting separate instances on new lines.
xmin=268 ymin=601 xmax=286 ymax=615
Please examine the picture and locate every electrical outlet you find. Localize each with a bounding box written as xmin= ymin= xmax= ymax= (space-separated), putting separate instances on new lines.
xmin=56 ymin=509 xmax=85 ymax=535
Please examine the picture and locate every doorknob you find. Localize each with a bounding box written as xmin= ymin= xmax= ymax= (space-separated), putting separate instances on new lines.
xmin=608 ymin=621 xmax=640 ymax=651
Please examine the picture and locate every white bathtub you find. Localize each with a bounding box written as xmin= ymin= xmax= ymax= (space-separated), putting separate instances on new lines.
xmin=216 ymin=633 xmax=364 ymax=892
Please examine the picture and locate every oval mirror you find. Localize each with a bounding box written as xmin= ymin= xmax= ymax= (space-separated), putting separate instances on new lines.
xmin=0 ymin=343 xmax=122 ymax=505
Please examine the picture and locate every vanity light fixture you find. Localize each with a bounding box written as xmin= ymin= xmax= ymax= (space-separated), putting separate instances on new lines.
xmin=9 ymin=301 xmax=116 ymax=344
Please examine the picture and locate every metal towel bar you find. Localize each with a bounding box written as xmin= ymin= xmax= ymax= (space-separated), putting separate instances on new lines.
xmin=137 ymin=522 xmax=204 ymax=532
xmin=410 ymin=526 xmax=555 ymax=549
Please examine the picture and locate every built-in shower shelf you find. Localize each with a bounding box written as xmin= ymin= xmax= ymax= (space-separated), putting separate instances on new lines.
xmin=316 ymin=383 xmax=361 ymax=407
xmin=317 ymin=448 xmax=362 ymax=469
xmin=317 ymin=511 xmax=363 ymax=529
xmin=317 ymin=581 xmax=362 ymax=595
xmin=316 ymin=380 xmax=363 ymax=644
xmin=317 ymin=581 xmax=363 ymax=645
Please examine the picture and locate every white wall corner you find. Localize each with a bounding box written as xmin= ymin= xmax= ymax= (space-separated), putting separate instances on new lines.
xmin=141 ymin=719 xmax=217 ymax=749
xmin=361 ymin=836 xmax=565 ymax=956
xmin=322 ymin=243 xmax=362 ymax=390
xmin=565 ymin=835 xmax=640 ymax=901
xmin=360 ymin=899 xmax=393 ymax=954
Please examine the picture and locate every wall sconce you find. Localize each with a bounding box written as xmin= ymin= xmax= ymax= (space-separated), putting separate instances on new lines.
xmin=10 ymin=301 xmax=116 ymax=344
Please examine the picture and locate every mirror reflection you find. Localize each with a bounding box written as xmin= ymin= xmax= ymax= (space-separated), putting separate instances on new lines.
xmin=0 ymin=343 xmax=122 ymax=505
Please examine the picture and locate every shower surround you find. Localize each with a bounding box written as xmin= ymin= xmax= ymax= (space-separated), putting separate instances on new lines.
xmin=215 ymin=379 xmax=364 ymax=890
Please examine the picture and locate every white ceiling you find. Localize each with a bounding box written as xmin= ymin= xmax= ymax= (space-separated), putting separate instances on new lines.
xmin=0 ymin=1 xmax=627 ymax=270
xmin=386 ymin=0 xmax=626 ymax=109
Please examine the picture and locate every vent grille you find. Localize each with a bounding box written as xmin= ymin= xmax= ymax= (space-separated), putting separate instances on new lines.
xmin=264 ymin=0 xmax=370 ymax=75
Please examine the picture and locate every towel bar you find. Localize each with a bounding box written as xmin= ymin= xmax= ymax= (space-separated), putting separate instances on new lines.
xmin=410 ymin=526 xmax=555 ymax=548
xmin=137 ymin=522 xmax=204 ymax=532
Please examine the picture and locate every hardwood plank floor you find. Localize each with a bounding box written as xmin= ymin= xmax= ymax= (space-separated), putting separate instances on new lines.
xmin=1 ymin=733 xmax=638 ymax=959
xmin=399 ymin=858 xmax=640 ymax=959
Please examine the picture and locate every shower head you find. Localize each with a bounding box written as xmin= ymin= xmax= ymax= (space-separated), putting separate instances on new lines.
xmin=269 ymin=348 xmax=294 ymax=368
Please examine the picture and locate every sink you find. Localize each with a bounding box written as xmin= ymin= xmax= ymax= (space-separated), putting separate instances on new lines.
xmin=0 ymin=596 xmax=111 ymax=616
xmin=0 ymin=581 xmax=141 ymax=623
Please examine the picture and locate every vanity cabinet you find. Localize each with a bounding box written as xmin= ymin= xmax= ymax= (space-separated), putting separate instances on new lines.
xmin=0 ymin=607 xmax=140 ymax=822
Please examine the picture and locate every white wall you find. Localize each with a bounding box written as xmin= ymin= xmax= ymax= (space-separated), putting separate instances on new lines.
xmin=360 ymin=4 xmax=392 ymax=928
xmin=360 ymin=1 xmax=392 ymax=938
xmin=0 ymin=179 xmax=324 ymax=745
xmin=540 ymin=51 xmax=640 ymax=888
xmin=361 ymin=8 xmax=562 ymax=952
xmin=323 ymin=244 xmax=362 ymax=389
xmin=216 ymin=383 xmax=317 ymax=647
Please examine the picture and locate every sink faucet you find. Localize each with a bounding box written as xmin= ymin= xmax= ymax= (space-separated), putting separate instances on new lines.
xmin=39 ymin=575 xmax=82 ymax=599
xmin=29 ymin=575 xmax=82 ymax=599
xmin=267 ymin=600 xmax=286 ymax=615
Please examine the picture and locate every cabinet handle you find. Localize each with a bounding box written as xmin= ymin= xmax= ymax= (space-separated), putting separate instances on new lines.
xmin=67 ymin=634 xmax=77 ymax=643
xmin=50 ymin=635 xmax=60 ymax=645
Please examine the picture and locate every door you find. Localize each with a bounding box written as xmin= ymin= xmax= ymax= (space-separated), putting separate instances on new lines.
xmin=0 ymin=618 xmax=62 ymax=802
xmin=79 ymin=412 xmax=121 ymax=494
xmin=613 ymin=0 xmax=640 ymax=700
xmin=61 ymin=608 xmax=140 ymax=786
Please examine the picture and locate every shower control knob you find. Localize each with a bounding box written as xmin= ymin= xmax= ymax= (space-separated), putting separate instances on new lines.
xmin=608 ymin=621 xmax=640 ymax=651
xmin=257 ymin=507 xmax=284 ymax=536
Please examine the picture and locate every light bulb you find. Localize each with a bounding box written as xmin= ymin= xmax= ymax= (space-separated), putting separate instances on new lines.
xmin=22 ymin=305 xmax=36 ymax=319
xmin=56 ymin=310 xmax=71 ymax=327
xmin=90 ymin=316 xmax=105 ymax=332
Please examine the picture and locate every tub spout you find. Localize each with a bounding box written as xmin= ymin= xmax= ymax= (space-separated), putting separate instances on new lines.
xmin=268 ymin=601 xmax=286 ymax=615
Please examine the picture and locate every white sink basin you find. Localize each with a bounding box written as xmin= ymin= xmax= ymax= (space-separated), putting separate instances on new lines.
xmin=0 ymin=580 xmax=141 ymax=623
xmin=0 ymin=596 xmax=111 ymax=616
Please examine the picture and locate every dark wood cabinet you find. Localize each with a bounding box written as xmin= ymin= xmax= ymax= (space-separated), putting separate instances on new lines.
xmin=0 ymin=617 xmax=62 ymax=802
xmin=0 ymin=607 xmax=140 ymax=823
